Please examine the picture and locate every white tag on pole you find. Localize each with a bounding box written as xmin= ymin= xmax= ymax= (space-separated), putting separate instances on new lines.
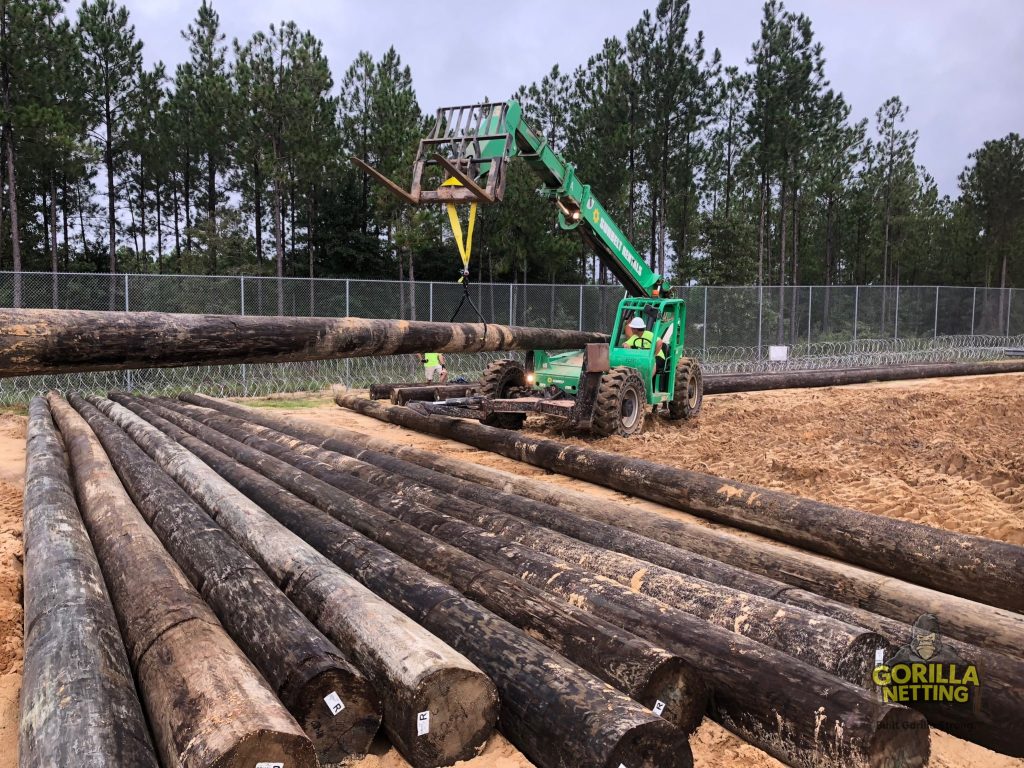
xmin=324 ymin=691 xmax=345 ymax=716
xmin=651 ymin=700 xmax=666 ymax=716
xmin=417 ymin=710 xmax=431 ymax=736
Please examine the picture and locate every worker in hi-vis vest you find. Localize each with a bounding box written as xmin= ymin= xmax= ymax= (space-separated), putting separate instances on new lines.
xmin=422 ymin=352 xmax=448 ymax=383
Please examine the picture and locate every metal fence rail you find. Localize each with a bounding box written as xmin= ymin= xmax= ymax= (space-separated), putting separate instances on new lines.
xmin=1 ymin=272 xmax=1020 ymax=405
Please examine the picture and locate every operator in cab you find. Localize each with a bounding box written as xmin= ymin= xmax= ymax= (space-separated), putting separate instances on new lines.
xmin=624 ymin=316 xmax=668 ymax=375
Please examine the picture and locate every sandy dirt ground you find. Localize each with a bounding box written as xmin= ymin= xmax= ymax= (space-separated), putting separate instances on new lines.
xmin=1 ymin=373 xmax=1022 ymax=766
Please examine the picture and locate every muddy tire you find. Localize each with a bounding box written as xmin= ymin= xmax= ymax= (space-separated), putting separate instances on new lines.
xmin=479 ymin=359 xmax=527 ymax=430
xmin=592 ymin=367 xmax=647 ymax=437
xmin=667 ymin=357 xmax=703 ymax=421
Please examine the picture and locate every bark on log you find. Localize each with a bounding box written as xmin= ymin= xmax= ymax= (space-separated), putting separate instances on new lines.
xmin=0 ymin=308 xmax=606 ymax=378
xmin=46 ymin=394 xmax=316 ymax=768
xmin=703 ymin=360 xmax=1024 ymax=394
xmin=369 ymin=382 xmax=421 ymax=399
xmin=132 ymin=396 xmax=928 ymax=768
xmin=164 ymin=396 xmax=884 ymax=687
xmin=19 ymin=397 xmax=160 ymax=768
xmin=392 ymin=384 xmax=480 ymax=405
xmin=107 ymin=396 xmax=693 ymax=768
xmin=186 ymin=394 xmax=1024 ymax=658
xmin=335 ymin=394 xmax=1024 ymax=615
xmin=180 ymin=394 xmax=1024 ymax=756
xmin=67 ymin=394 xmax=381 ymax=762
xmin=143 ymin=395 xmax=708 ymax=733
xmin=86 ymin=397 xmax=496 ymax=768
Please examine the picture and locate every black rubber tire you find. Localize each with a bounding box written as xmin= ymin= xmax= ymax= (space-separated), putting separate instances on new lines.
xmin=592 ymin=366 xmax=647 ymax=437
xmin=479 ymin=359 xmax=528 ymax=430
xmin=667 ymin=357 xmax=703 ymax=421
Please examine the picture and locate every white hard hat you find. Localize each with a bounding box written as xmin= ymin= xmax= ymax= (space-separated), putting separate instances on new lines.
xmin=629 ymin=317 xmax=646 ymax=330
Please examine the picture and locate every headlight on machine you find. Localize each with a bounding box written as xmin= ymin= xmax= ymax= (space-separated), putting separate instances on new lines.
xmin=526 ymin=373 xmax=535 ymax=384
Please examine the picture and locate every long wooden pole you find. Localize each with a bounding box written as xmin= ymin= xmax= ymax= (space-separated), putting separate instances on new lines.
xmin=703 ymin=360 xmax=1024 ymax=394
xmin=47 ymin=394 xmax=317 ymax=768
xmin=181 ymin=394 xmax=1024 ymax=757
xmin=336 ymin=394 xmax=1024 ymax=615
xmin=105 ymin=396 xmax=693 ymax=768
xmin=0 ymin=308 xmax=607 ymax=378
xmin=139 ymin=397 xmax=708 ymax=733
xmin=163 ymin=396 xmax=884 ymax=687
xmin=67 ymin=394 xmax=382 ymax=763
xmin=188 ymin=394 xmax=1024 ymax=658
xmin=20 ymin=397 xmax=160 ymax=768
xmin=129 ymin=395 xmax=929 ymax=768
xmin=86 ymin=396 xmax=497 ymax=768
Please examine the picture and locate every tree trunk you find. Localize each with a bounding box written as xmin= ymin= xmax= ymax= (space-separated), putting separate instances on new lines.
xmin=272 ymin=178 xmax=285 ymax=316
xmin=756 ymin=175 xmax=767 ymax=286
xmin=171 ymin=177 xmax=180 ymax=260
xmin=254 ymin=155 xmax=263 ymax=264
xmin=155 ymin=183 xmax=163 ymax=272
xmin=61 ymin=176 xmax=70 ymax=271
xmin=20 ymin=397 xmax=161 ymax=768
xmin=93 ymin=394 xmax=490 ymax=768
xmin=0 ymin=309 xmax=609 ymax=378
xmin=336 ymin=395 xmax=1024 ymax=616
xmin=3 ymin=125 xmax=21 ymax=307
xmin=207 ymin=151 xmax=216 ymax=272
xmin=47 ymin=394 xmax=317 ymax=768
xmin=105 ymin=102 xmax=116 ymax=278
xmin=139 ymin=158 xmax=146 ymax=259
xmin=50 ymin=176 xmax=58 ymax=307
xmin=183 ymin=149 xmax=193 ymax=254
xmin=68 ymin=394 xmax=382 ymax=762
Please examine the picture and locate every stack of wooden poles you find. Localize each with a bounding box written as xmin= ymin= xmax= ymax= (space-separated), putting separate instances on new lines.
xmin=21 ymin=389 xmax=1024 ymax=768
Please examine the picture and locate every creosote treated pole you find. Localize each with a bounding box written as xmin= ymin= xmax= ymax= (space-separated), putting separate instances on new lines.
xmin=87 ymin=396 xmax=496 ymax=768
xmin=129 ymin=395 xmax=928 ymax=768
xmin=164 ymin=396 xmax=882 ymax=688
xmin=67 ymin=394 xmax=382 ymax=762
xmin=20 ymin=398 xmax=160 ymax=768
xmin=47 ymin=394 xmax=317 ymax=768
xmin=187 ymin=394 xmax=1024 ymax=661
xmin=0 ymin=308 xmax=607 ymax=377
xmin=703 ymin=360 xmax=1024 ymax=394
xmin=108 ymin=395 xmax=693 ymax=768
xmin=144 ymin=397 xmax=708 ymax=734
xmin=181 ymin=394 xmax=1024 ymax=757
xmin=335 ymin=395 xmax=1024 ymax=614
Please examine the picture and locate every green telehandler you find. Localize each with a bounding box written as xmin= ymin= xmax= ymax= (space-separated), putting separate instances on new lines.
xmin=354 ymin=100 xmax=702 ymax=436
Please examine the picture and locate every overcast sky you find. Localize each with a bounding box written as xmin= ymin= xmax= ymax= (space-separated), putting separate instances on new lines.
xmin=122 ymin=0 xmax=1024 ymax=197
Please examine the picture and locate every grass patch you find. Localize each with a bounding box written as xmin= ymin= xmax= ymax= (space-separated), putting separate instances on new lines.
xmin=0 ymin=404 xmax=28 ymax=417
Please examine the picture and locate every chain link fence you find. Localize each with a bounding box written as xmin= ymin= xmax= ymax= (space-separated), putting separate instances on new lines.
xmin=1 ymin=272 xmax=1021 ymax=405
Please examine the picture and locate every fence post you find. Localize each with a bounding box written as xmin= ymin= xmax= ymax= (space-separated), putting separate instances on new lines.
xmin=702 ymin=285 xmax=708 ymax=355
xmin=934 ymin=285 xmax=940 ymax=338
xmin=807 ymin=286 xmax=812 ymax=345
xmin=508 ymin=284 xmax=513 ymax=325
xmin=429 ymin=282 xmax=434 ymax=322
xmin=578 ymin=285 xmax=584 ymax=331
xmin=853 ymin=286 xmax=859 ymax=341
xmin=345 ymin=279 xmax=350 ymax=317
xmin=123 ymin=273 xmax=129 ymax=312
xmin=970 ymin=287 xmax=977 ymax=335
xmin=894 ymin=286 xmax=900 ymax=339
xmin=756 ymin=285 xmax=763 ymax=359
xmin=240 ymin=275 xmax=245 ymax=315
xmin=1007 ymin=288 xmax=1013 ymax=337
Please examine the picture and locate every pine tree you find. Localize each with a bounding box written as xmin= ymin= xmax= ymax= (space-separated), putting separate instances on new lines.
xmin=77 ymin=0 xmax=142 ymax=283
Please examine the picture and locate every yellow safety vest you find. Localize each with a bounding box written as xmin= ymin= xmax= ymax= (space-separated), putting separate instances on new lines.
xmin=423 ymin=352 xmax=442 ymax=367
xmin=626 ymin=330 xmax=665 ymax=358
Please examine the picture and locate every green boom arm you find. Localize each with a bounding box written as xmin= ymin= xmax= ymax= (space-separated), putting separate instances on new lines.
xmin=483 ymin=101 xmax=671 ymax=298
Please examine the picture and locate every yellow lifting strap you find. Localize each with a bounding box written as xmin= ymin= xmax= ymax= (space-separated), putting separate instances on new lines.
xmin=441 ymin=176 xmax=477 ymax=278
